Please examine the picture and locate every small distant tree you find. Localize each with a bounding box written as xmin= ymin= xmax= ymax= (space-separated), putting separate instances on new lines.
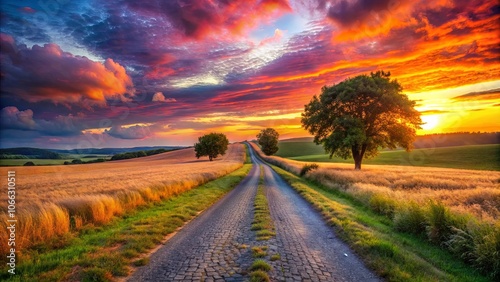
xmin=301 ymin=71 xmax=421 ymax=170
xmin=71 ymin=159 xmax=83 ymax=164
xmin=194 ymin=133 xmax=229 ymax=161
xmin=256 ymin=128 xmax=280 ymax=156
xmin=23 ymin=161 xmax=35 ymax=166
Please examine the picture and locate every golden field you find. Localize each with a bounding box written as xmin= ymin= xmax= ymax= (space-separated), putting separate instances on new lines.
xmin=250 ymin=142 xmax=500 ymax=222
xmin=0 ymin=144 xmax=245 ymax=254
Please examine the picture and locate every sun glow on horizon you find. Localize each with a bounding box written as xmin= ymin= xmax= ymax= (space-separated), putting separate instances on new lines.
xmin=420 ymin=114 xmax=441 ymax=132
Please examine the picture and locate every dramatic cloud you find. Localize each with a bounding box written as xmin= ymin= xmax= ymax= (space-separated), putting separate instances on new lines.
xmin=104 ymin=124 xmax=153 ymax=139
xmin=152 ymin=92 xmax=177 ymax=103
xmin=318 ymin=0 xmax=455 ymax=41
xmin=0 ymin=0 xmax=499 ymax=148
xmin=123 ymin=0 xmax=292 ymax=39
xmin=0 ymin=106 xmax=36 ymax=130
xmin=0 ymin=34 xmax=133 ymax=104
xmin=1 ymin=107 xmax=84 ymax=136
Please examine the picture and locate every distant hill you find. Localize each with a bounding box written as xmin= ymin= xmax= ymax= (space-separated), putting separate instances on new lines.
xmin=0 ymin=147 xmax=63 ymax=159
xmin=280 ymin=132 xmax=499 ymax=149
xmin=49 ymin=146 xmax=185 ymax=155
xmin=0 ymin=146 xmax=186 ymax=160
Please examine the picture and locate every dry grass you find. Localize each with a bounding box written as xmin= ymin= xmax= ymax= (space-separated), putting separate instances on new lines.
xmin=0 ymin=144 xmax=245 ymax=255
xmin=251 ymin=143 xmax=500 ymax=222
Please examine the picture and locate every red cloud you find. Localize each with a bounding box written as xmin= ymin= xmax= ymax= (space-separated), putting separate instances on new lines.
xmin=0 ymin=34 xmax=133 ymax=104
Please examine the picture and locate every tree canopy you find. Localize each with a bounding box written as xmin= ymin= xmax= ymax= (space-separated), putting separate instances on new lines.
xmin=301 ymin=71 xmax=421 ymax=170
xmin=194 ymin=133 xmax=229 ymax=161
xmin=257 ymin=128 xmax=280 ymax=156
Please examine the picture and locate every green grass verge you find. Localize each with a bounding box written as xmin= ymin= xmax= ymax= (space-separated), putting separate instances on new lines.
xmin=1 ymin=164 xmax=252 ymax=282
xmin=252 ymin=166 xmax=276 ymax=241
xmin=270 ymin=165 xmax=492 ymax=282
xmin=277 ymin=143 xmax=500 ymax=171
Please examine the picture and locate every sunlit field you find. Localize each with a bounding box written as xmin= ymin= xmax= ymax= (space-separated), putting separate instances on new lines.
xmin=258 ymin=142 xmax=499 ymax=221
xmin=0 ymin=144 xmax=245 ymax=255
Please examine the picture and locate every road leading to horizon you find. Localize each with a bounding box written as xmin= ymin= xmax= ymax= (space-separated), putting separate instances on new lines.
xmin=128 ymin=144 xmax=379 ymax=281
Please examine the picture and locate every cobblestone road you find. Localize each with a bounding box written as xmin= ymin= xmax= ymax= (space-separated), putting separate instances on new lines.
xmin=128 ymin=160 xmax=260 ymax=281
xmin=128 ymin=145 xmax=379 ymax=281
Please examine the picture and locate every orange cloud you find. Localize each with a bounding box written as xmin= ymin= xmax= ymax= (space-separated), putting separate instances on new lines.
xmin=0 ymin=34 xmax=133 ymax=104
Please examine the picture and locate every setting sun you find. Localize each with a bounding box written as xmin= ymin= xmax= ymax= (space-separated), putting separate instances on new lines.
xmin=420 ymin=114 xmax=441 ymax=131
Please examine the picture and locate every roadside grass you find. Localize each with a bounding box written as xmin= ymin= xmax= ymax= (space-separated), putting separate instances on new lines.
xmin=277 ymin=143 xmax=500 ymax=171
xmin=271 ymin=165 xmax=492 ymax=282
xmin=0 ymin=163 xmax=253 ymax=282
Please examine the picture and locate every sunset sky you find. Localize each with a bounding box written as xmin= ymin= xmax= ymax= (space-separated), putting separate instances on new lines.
xmin=1 ymin=0 xmax=499 ymax=149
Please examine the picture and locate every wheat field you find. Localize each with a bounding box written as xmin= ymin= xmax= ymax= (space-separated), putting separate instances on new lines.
xmin=251 ymin=143 xmax=500 ymax=221
xmin=0 ymin=144 xmax=245 ymax=254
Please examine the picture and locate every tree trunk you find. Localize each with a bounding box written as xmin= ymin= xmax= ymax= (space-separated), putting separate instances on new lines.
xmin=352 ymin=144 xmax=366 ymax=170
xmin=354 ymin=157 xmax=362 ymax=170
xmin=209 ymin=156 xmax=213 ymax=161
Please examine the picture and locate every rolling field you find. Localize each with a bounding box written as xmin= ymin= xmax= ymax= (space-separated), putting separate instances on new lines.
xmin=277 ymin=142 xmax=500 ymax=171
xmin=0 ymin=144 xmax=245 ymax=255
xmin=251 ymin=142 xmax=500 ymax=278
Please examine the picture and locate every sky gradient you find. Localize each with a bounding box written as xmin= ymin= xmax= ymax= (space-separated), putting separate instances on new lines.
xmin=1 ymin=0 xmax=499 ymax=149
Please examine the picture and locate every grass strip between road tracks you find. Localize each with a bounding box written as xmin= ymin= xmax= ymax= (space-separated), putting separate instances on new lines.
xmin=249 ymin=165 xmax=274 ymax=282
xmin=1 ymin=162 xmax=253 ymax=282
xmin=269 ymin=164 xmax=492 ymax=282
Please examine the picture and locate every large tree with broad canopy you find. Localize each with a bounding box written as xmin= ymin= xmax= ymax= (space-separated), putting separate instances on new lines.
xmin=301 ymin=71 xmax=421 ymax=170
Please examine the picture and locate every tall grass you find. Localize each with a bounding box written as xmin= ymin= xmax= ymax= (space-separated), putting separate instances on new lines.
xmin=0 ymin=145 xmax=245 ymax=257
xmin=249 ymin=142 xmax=500 ymax=279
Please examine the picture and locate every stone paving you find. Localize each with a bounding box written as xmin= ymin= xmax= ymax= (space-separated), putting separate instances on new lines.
xmin=128 ymin=163 xmax=260 ymax=281
xmin=128 ymin=146 xmax=379 ymax=281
